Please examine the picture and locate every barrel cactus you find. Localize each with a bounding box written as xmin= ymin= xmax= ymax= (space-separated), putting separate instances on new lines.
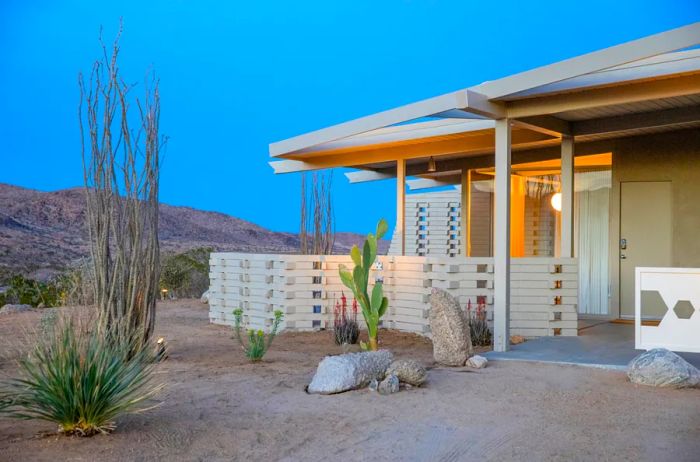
xmin=338 ymin=218 xmax=389 ymax=351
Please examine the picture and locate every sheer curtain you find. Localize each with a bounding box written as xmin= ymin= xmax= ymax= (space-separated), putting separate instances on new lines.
xmin=574 ymin=171 xmax=611 ymax=315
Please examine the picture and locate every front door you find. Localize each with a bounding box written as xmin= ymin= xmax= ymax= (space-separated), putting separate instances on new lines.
xmin=619 ymin=181 xmax=672 ymax=318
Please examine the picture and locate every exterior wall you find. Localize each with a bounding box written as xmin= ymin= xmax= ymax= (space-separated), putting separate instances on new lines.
xmin=608 ymin=129 xmax=700 ymax=317
xmin=208 ymin=253 xmax=578 ymax=338
xmin=388 ymin=190 xmax=463 ymax=257
xmin=387 ymin=187 xmax=493 ymax=257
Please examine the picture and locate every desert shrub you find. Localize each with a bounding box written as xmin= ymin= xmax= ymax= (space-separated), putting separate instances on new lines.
xmin=333 ymin=293 xmax=359 ymax=346
xmin=54 ymin=260 xmax=96 ymax=306
xmin=0 ymin=316 xmax=163 ymax=436
xmin=4 ymin=275 xmax=60 ymax=308
xmin=160 ymin=247 xmax=211 ymax=298
xmin=466 ymin=299 xmax=492 ymax=347
xmin=39 ymin=309 xmax=58 ymax=335
xmin=232 ymin=308 xmax=284 ymax=361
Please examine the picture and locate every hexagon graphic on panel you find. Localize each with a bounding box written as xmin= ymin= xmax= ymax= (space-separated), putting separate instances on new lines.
xmin=640 ymin=290 xmax=669 ymax=318
xmin=673 ymin=300 xmax=696 ymax=320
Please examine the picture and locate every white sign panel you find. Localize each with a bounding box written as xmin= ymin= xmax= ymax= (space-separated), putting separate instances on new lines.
xmin=635 ymin=267 xmax=700 ymax=353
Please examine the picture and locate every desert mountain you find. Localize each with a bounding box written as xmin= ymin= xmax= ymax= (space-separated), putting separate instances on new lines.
xmin=0 ymin=183 xmax=387 ymax=280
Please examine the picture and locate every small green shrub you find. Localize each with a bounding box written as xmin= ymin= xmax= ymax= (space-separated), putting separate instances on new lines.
xmin=5 ymin=275 xmax=61 ymax=307
xmin=160 ymin=247 xmax=212 ymax=298
xmin=0 ymin=316 xmax=163 ymax=436
xmin=232 ymin=309 xmax=284 ymax=361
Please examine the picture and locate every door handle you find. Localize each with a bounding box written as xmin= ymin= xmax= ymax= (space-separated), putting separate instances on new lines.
xmin=620 ymin=254 xmax=627 ymax=260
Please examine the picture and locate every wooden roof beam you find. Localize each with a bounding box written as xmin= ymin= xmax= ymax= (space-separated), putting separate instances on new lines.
xmin=572 ymin=104 xmax=700 ymax=137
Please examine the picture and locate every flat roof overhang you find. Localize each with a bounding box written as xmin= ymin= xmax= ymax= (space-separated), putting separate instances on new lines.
xmin=268 ymin=22 xmax=700 ymax=180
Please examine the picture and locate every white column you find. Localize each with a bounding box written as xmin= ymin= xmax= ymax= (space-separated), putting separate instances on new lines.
xmin=560 ymin=136 xmax=574 ymax=258
xmin=493 ymin=119 xmax=511 ymax=352
xmin=396 ymin=159 xmax=406 ymax=256
xmin=460 ymin=168 xmax=471 ymax=256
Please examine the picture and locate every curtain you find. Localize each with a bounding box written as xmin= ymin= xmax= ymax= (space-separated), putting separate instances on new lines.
xmin=574 ymin=171 xmax=611 ymax=315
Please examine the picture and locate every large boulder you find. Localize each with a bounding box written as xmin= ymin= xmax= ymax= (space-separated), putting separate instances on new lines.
xmin=386 ymin=359 xmax=427 ymax=386
xmin=307 ymin=350 xmax=393 ymax=394
xmin=627 ymin=348 xmax=700 ymax=389
xmin=0 ymin=304 xmax=33 ymax=315
xmin=429 ymin=289 xmax=473 ymax=366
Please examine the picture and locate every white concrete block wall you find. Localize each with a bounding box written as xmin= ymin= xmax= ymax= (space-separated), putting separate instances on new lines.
xmin=209 ymin=253 xmax=578 ymax=338
xmin=388 ymin=190 xmax=464 ymax=257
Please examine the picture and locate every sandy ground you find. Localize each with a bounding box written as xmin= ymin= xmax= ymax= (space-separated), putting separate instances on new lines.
xmin=1 ymin=300 xmax=698 ymax=462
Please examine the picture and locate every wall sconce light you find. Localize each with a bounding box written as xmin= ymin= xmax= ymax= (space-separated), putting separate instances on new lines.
xmin=427 ymin=156 xmax=437 ymax=172
xmin=550 ymin=192 xmax=562 ymax=212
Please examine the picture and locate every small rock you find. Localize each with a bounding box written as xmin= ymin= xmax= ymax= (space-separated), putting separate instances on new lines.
xmin=0 ymin=304 xmax=33 ymax=315
xmin=429 ymin=288 xmax=473 ymax=366
xmin=200 ymin=290 xmax=210 ymax=304
xmin=510 ymin=335 xmax=526 ymax=345
xmin=378 ymin=374 xmax=399 ymax=395
xmin=307 ymin=350 xmax=394 ymax=394
xmin=627 ymin=348 xmax=700 ymax=388
xmin=386 ymin=359 xmax=427 ymax=386
xmin=368 ymin=379 xmax=379 ymax=392
xmin=466 ymin=355 xmax=488 ymax=369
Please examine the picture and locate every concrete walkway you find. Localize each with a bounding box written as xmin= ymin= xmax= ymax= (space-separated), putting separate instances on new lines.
xmin=485 ymin=322 xmax=700 ymax=370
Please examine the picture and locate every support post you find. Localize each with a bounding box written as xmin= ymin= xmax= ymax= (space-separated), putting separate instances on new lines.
xmin=560 ymin=136 xmax=574 ymax=258
xmin=460 ymin=168 xmax=471 ymax=256
xmin=396 ymin=159 xmax=406 ymax=256
xmin=493 ymin=119 xmax=511 ymax=352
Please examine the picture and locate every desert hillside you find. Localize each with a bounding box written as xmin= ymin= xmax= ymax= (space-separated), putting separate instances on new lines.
xmin=0 ymin=183 xmax=386 ymax=279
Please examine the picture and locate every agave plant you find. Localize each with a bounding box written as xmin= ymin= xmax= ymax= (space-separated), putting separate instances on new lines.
xmin=338 ymin=218 xmax=389 ymax=351
xmin=0 ymin=316 xmax=163 ymax=436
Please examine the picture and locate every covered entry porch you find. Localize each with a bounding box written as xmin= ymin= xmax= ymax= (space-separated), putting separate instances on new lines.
xmin=267 ymin=23 xmax=700 ymax=353
xmin=485 ymin=320 xmax=700 ymax=369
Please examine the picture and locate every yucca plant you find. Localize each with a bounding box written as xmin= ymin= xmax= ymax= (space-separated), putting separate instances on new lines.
xmin=232 ymin=309 xmax=284 ymax=361
xmin=0 ymin=316 xmax=163 ymax=436
xmin=338 ymin=218 xmax=389 ymax=351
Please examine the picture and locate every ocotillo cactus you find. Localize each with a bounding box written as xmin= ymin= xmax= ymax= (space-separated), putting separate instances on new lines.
xmin=338 ymin=218 xmax=389 ymax=351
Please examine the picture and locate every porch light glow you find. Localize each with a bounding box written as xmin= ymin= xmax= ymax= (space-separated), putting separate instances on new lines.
xmin=551 ymin=192 xmax=562 ymax=212
xmin=427 ymin=156 xmax=437 ymax=172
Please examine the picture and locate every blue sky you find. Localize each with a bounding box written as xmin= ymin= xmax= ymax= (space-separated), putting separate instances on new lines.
xmin=1 ymin=1 xmax=699 ymax=234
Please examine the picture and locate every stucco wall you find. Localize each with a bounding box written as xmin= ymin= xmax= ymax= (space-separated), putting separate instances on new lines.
xmin=613 ymin=129 xmax=700 ymax=268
